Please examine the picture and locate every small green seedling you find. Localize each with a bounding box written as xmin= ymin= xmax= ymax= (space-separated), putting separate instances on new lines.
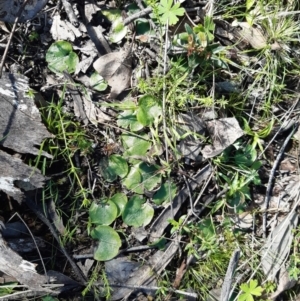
xmin=89 ymin=193 xmax=154 ymax=261
xmin=157 ymin=0 xmax=185 ymax=25
xmin=239 ymin=279 xmax=264 ymax=301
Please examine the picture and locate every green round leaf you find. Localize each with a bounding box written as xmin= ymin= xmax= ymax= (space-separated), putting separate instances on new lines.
xmin=108 ymin=155 xmax=129 ymax=178
xmin=99 ymin=155 xmax=128 ymax=182
xmin=122 ymin=166 xmax=143 ymax=194
xmin=110 ymin=193 xmax=127 ymax=217
xmin=135 ymin=19 xmax=151 ymax=36
xmin=153 ymin=181 xmax=177 ymax=205
xmin=89 ymin=200 xmax=118 ymax=225
xmin=101 ymin=9 xmax=122 ymax=22
xmin=110 ymin=18 xmax=128 ymax=43
xmin=138 ymin=162 xmax=162 ymax=192
xmin=90 ymin=72 xmax=108 ymax=91
xmin=91 ymin=225 xmax=121 ymax=261
xmin=122 ymin=195 xmax=154 ymax=227
xmin=46 ymin=41 xmax=79 ymax=74
xmin=137 ymin=95 xmax=162 ymax=126
xmin=117 ymin=110 xmax=144 ymax=132
xmin=122 ymin=134 xmax=151 ymax=157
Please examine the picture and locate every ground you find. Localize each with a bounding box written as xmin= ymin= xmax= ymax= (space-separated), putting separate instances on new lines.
xmin=0 ymin=0 xmax=300 ymax=300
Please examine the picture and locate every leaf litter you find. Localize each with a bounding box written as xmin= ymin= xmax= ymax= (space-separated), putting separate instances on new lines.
xmin=1 ymin=0 xmax=300 ymax=300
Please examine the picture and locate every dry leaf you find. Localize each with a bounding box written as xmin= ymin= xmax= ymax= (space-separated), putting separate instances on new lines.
xmin=83 ymin=95 xmax=111 ymax=125
xmin=176 ymin=113 xmax=205 ymax=161
xmin=233 ymin=211 xmax=253 ymax=229
xmin=93 ymin=48 xmax=132 ymax=98
xmin=201 ymin=118 xmax=244 ymax=158
xmin=270 ymin=267 xmax=297 ymax=300
xmin=51 ymin=14 xmax=82 ymax=41
xmin=233 ymin=21 xmax=267 ymax=49
xmin=261 ymin=210 xmax=298 ymax=281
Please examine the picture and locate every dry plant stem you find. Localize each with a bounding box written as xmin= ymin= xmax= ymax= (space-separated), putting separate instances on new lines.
xmin=8 ymin=212 xmax=47 ymax=281
xmin=94 ymin=283 xmax=198 ymax=299
xmin=24 ymin=197 xmax=87 ymax=285
xmin=262 ymin=125 xmax=298 ymax=238
xmin=61 ymin=0 xmax=79 ymax=26
xmin=220 ymin=249 xmax=240 ymax=301
xmin=123 ymin=7 xmax=152 ymax=26
xmin=183 ymin=174 xmax=200 ymax=220
xmin=0 ymin=0 xmax=30 ymax=78
xmin=162 ymin=20 xmax=175 ymax=220
xmin=0 ymin=289 xmax=58 ymax=300
xmin=258 ymin=96 xmax=299 ymax=160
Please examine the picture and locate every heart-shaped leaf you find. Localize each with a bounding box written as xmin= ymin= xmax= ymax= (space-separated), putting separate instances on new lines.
xmin=89 ymin=200 xmax=118 ymax=225
xmin=122 ymin=166 xmax=143 ymax=194
xmin=138 ymin=162 xmax=162 ymax=192
xmin=46 ymin=41 xmax=79 ymax=74
xmin=101 ymin=9 xmax=128 ymax=43
xmin=136 ymin=95 xmax=162 ymax=126
xmin=117 ymin=110 xmax=144 ymax=132
xmin=92 ymin=225 xmax=121 ymax=261
xmin=153 ymin=181 xmax=177 ymax=205
xmin=111 ymin=193 xmax=128 ymax=217
xmin=90 ymin=72 xmax=108 ymax=91
xmin=110 ymin=17 xmax=128 ymax=43
xmin=122 ymin=134 xmax=151 ymax=157
xmin=122 ymin=195 xmax=154 ymax=227
xmin=99 ymin=155 xmax=128 ymax=182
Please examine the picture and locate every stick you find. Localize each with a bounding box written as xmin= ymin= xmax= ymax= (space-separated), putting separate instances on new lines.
xmin=263 ymin=124 xmax=298 ymax=237
xmin=24 ymin=197 xmax=87 ymax=285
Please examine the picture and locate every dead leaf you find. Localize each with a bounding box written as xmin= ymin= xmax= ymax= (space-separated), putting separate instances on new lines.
xmin=233 ymin=211 xmax=253 ymax=229
xmin=261 ymin=210 xmax=298 ymax=281
xmin=270 ymin=267 xmax=297 ymax=300
xmin=176 ymin=112 xmax=205 ymax=161
xmin=280 ymin=158 xmax=296 ymax=172
xmin=233 ymin=21 xmax=267 ymax=49
xmin=47 ymin=199 xmax=66 ymax=236
xmin=83 ymin=95 xmax=111 ymax=125
xmin=93 ymin=48 xmax=132 ymax=99
xmin=51 ymin=14 xmax=82 ymax=41
xmin=201 ymin=118 xmax=244 ymax=158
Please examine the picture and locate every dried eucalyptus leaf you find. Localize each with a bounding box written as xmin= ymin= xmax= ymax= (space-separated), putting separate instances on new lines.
xmin=201 ymin=118 xmax=244 ymax=158
xmin=93 ymin=48 xmax=132 ymax=98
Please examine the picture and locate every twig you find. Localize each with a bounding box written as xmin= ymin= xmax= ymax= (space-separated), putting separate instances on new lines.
xmin=0 ymin=0 xmax=30 ymax=78
xmin=123 ymin=7 xmax=152 ymax=26
xmin=95 ymin=282 xmax=198 ymax=300
xmin=24 ymin=197 xmax=87 ymax=285
xmin=73 ymin=245 xmax=153 ymax=259
xmin=220 ymin=249 xmax=240 ymax=301
xmin=7 ymin=212 xmax=47 ymax=281
xmin=263 ymin=124 xmax=298 ymax=238
xmin=183 ymin=174 xmax=200 ymax=220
